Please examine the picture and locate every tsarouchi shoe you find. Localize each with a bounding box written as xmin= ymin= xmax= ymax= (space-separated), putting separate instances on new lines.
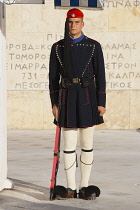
xmin=79 ymin=185 xmax=101 ymax=200
xmin=53 ymin=185 xmax=77 ymax=200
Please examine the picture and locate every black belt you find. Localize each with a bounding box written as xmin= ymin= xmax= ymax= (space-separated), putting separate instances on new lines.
xmin=61 ymin=77 xmax=96 ymax=88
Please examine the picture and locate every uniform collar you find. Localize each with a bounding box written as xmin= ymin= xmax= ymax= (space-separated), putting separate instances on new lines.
xmin=69 ymin=33 xmax=84 ymax=44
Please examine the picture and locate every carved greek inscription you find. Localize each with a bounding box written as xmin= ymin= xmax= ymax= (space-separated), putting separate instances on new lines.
xmin=103 ymin=41 xmax=139 ymax=90
xmin=6 ymin=33 xmax=63 ymax=90
xmin=6 ymin=34 xmax=139 ymax=90
xmin=105 ymin=0 xmax=140 ymax=8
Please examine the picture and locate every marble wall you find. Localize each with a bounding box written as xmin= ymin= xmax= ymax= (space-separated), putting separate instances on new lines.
xmin=6 ymin=0 xmax=140 ymax=129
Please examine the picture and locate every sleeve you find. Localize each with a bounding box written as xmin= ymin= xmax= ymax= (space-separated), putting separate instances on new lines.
xmin=49 ymin=44 xmax=60 ymax=108
xmin=93 ymin=42 xmax=106 ymax=108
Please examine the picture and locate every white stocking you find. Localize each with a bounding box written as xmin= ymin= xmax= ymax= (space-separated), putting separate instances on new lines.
xmin=61 ymin=127 xmax=77 ymax=190
xmin=79 ymin=126 xmax=95 ymax=189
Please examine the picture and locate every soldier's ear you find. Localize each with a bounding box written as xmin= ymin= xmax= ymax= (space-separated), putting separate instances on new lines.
xmin=82 ymin=21 xmax=85 ymax=28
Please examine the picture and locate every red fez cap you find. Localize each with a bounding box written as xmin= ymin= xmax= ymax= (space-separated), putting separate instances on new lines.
xmin=67 ymin=8 xmax=84 ymax=18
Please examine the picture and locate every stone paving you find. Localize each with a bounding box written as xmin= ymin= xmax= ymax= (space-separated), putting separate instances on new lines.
xmin=0 ymin=129 xmax=140 ymax=210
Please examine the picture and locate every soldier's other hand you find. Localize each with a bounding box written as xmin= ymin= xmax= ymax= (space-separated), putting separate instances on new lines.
xmin=52 ymin=105 xmax=59 ymax=121
xmin=98 ymin=106 xmax=106 ymax=116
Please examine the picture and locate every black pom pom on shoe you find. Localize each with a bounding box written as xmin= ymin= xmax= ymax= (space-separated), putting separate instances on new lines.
xmin=53 ymin=185 xmax=68 ymax=200
xmin=85 ymin=185 xmax=101 ymax=199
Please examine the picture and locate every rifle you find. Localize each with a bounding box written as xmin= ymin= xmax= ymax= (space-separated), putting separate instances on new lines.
xmin=50 ymin=125 xmax=61 ymax=200
xmin=50 ymin=88 xmax=62 ymax=200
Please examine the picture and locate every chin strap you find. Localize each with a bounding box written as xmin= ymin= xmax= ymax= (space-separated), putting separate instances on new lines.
xmin=64 ymin=150 xmax=78 ymax=170
xmin=80 ymin=148 xmax=94 ymax=165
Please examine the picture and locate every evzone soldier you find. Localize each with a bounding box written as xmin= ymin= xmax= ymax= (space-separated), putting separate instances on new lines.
xmin=49 ymin=8 xmax=106 ymax=200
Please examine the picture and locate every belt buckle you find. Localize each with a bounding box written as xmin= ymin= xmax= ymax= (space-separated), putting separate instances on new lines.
xmin=73 ymin=78 xmax=79 ymax=83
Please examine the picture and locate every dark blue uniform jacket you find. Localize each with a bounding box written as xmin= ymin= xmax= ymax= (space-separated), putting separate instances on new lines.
xmin=49 ymin=35 xmax=106 ymax=128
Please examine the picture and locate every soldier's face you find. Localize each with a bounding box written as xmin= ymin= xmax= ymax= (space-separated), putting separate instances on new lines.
xmin=68 ymin=18 xmax=84 ymax=38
